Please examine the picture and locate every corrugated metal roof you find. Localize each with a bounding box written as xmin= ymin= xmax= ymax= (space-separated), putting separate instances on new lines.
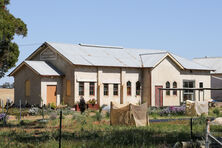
xmin=46 ymin=42 xmax=211 ymax=70
xmin=25 ymin=61 xmax=62 ymax=76
xmin=172 ymin=54 xmax=213 ymax=70
xmin=193 ymin=57 xmax=222 ymax=73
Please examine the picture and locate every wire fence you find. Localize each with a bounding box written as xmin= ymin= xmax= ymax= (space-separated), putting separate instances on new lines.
xmin=0 ymin=105 xmax=222 ymax=147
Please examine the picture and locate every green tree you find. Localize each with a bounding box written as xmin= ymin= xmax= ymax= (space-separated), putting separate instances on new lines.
xmin=0 ymin=0 xmax=27 ymax=78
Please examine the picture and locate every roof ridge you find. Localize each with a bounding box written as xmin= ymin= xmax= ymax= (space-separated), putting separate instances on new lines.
xmin=193 ymin=57 xmax=222 ymax=59
xmin=139 ymin=52 xmax=168 ymax=56
xmin=78 ymin=43 xmax=123 ymax=49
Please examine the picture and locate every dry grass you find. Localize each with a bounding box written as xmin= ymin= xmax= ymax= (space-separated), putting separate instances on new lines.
xmin=0 ymin=88 xmax=14 ymax=106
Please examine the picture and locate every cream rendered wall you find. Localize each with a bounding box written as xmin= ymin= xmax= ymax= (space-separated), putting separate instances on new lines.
xmin=74 ymin=66 xmax=142 ymax=106
xmin=100 ymin=67 xmax=121 ymax=106
xmin=151 ymin=57 xmax=211 ymax=106
xmin=74 ymin=66 xmax=98 ymax=103
xmin=124 ymin=68 xmax=142 ymax=105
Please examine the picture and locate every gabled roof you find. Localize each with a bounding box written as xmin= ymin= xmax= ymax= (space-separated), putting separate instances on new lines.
xmin=25 ymin=42 xmax=212 ymax=71
xmin=193 ymin=57 xmax=222 ymax=74
xmin=9 ymin=61 xmax=63 ymax=76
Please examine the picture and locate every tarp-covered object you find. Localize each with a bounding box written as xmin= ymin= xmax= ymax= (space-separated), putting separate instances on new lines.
xmin=110 ymin=102 xmax=148 ymax=127
xmin=210 ymin=117 xmax=222 ymax=125
xmin=186 ymin=100 xmax=208 ymax=116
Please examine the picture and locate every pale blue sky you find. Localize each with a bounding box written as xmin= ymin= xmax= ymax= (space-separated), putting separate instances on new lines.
xmin=1 ymin=0 xmax=222 ymax=84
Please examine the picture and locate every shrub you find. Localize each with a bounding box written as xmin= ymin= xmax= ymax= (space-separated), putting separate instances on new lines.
xmin=160 ymin=105 xmax=186 ymax=116
xmin=87 ymin=98 xmax=97 ymax=105
xmin=106 ymin=111 xmax=110 ymax=118
xmin=49 ymin=112 xmax=57 ymax=120
xmin=49 ymin=103 xmax=56 ymax=110
xmin=213 ymin=108 xmax=220 ymax=117
xmin=95 ymin=112 xmax=102 ymax=121
xmin=29 ymin=107 xmax=40 ymax=115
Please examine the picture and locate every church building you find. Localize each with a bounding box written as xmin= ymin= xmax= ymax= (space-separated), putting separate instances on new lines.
xmin=9 ymin=42 xmax=212 ymax=107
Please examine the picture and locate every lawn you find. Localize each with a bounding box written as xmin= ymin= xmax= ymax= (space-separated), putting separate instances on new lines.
xmin=0 ymin=106 xmax=221 ymax=148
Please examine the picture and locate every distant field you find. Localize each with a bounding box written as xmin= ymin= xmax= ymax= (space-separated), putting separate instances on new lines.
xmin=0 ymin=88 xmax=14 ymax=106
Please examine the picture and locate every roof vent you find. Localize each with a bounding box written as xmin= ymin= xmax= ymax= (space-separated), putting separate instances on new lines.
xmin=78 ymin=43 xmax=123 ymax=49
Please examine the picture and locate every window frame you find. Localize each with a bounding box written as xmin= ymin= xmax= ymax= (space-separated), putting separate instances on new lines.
xmin=166 ymin=81 xmax=170 ymax=96
xmin=136 ymin=81 xmax=141 ymax=96
xmin=79 ymin=82 xmax=84 ymax=96
xmin=173 ymin=81 xmax=177 ymax=96
xmin=113 ymin=84 xmax=118 ymax=96
xmin=183 ymin=80 xmax=195 ymax=101
xmin=199 ymin=82 xmax=203 ymax=88
xmin=127 ymin=81 xmax=131 ymax=96
xmin=104 ymin=83 xmax=109 ymax=96
xmin=89 ymin=82 xmax=95 ymax=96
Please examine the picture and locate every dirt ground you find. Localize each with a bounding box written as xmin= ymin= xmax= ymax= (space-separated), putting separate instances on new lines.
xmin=0 ymin=88 xmax=14 ymax=106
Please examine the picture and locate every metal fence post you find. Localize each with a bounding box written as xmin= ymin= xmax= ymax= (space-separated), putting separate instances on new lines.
xmin=205 ymin=119 xmax=210 ymax=148
xmin=59 ymin=110 xmax=62 ymax=148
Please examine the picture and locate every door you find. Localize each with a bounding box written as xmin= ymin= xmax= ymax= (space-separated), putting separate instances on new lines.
xmin=155 ymin=86 xmax=163 ymax=107
xmin=47 ymin=85 xmax=57 ymax=105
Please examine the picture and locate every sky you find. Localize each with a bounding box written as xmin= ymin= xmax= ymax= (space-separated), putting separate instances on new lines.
xmin=1 ymin=0 xmax=222 ymax=84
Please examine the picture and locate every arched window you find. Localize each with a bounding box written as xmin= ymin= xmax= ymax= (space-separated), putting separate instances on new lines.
xmin=166 ymin=81 xmax=170 ymax=95
xmin=173 ymin=82 xmax=177 ymax=95
xmin=127 ymin=81 xmax=131 ymax=96
xmin=136 ymin=81 xmax=141 ymax=95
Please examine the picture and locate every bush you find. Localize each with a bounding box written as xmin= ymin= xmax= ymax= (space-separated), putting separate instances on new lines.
xmin=49 ymin=103 xmax=56 ymax=110
xmin=213 ymin=108 xmax=220 ymax=117
xmin=106 ymin=111 xmax=110 ymax=118
xmin=94 ymin=112 xmax=102 ymax=121
xmin=49 ymin=112 xmax=57 ymax=120
xmin=160 ymin=105 xmax=186 ymax=116
xmin=29 ymin=107 xmax=40 ymax=115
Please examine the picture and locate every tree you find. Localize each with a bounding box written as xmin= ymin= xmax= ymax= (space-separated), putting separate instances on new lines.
xmin=0 ymin=82 xmax=13 ymax=88
xmin=0 ymin=0 xmax=27 ymax=78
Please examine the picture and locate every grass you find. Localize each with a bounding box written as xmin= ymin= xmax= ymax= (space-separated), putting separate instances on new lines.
xmin=0 ymin=107 xmax=222 ymax=147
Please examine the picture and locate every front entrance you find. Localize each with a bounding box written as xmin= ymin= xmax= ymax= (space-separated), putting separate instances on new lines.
xmin=47 ymin=85 xmax=57 ymax=105
xmin=155 ymin=85 xmax=163 ymax=107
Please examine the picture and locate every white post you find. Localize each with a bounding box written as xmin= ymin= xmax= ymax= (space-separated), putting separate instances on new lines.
xmin=205 ymin=119 xmax=210 ymax=148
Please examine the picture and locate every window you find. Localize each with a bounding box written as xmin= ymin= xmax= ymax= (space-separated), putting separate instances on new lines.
xmin=104 ymin=84 xmax=109 ymax=96
xmin=127 ymin=81 xmax=131 ymax=96
xmin=25 ymin=80 xmax=30 ymax=97
xmin=136 ymin=81 xmax=141 ymax=95
xmin=173 ymin=82 xmax=177 ymax=95
xmin=66 ymin=80 xmax=71 ymax=96
xmin=89 ymin=82 xmax=95 ymax=96
xmin=113 ymin=84 xmax=118 ymax=96
xmin=199 ymin=82 xmax=203 ymax=88
xmin=183 ymin=80 xmax=195 ymax=101
xmin=166 ymin=81 xmax=170 ymax=95
xmin=79 ymin=82 xmax=84 ymax=96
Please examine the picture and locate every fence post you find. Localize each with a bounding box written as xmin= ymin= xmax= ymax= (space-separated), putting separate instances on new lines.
xmin=190 ymin=118 xmax=193 ymax=141
xmin=205 ymin=119 xmax=210 ymax=148
xmin=59 ymin=110 xmax=62 ymax=148
xmin=20 ymin=100 xmax=21 ymax=121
